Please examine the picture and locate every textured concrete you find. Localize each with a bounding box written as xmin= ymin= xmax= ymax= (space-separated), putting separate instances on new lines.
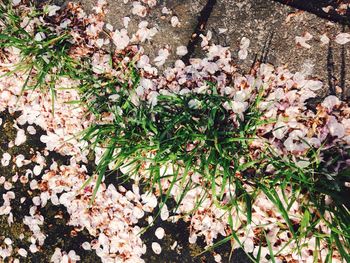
xmin=64 ymin=0 xmax=207 ymax=69
xmin=203 ymin=0 xmax=350 ymax=97
xmin=55 ymin=0 xmax=350 ymax=97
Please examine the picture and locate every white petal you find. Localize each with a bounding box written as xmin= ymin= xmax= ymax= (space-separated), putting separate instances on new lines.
xmin=132 ymin=2 xmax=147 ymax=17
xmin=15 ymin=129 xmax=26 ymax=146
xmin=160 ymin=204 xmax=169 ymax=221
xmin=322 ymin=95 xmax=340 ymax=110
xmin=12 ymin=0 xmax=21 ymax=6
xmin=133 ymin=206 xmax=145 ymax=219
xmin=238 ymin=49 xmax=248 ymax=60
xmin=273 ymin=122 xmax=288 ymax=139
xmin=176 ymin=46 xmax=188 ymax=56
xmin=29 ymin=244 xmax=39 ymax=253
xmin=112 ymin=29 xmax=130 ymax=50
xmin=171 ymin=16 xmax=180 ymax=27
xmin=1 ymin=153 xmax=11 ymax=166
xmin=33 ymin=165 xmax=43 ymax=176
xmin=123 ymin=17 xmax=130 ymax=28
xmin=240 ymin=37 xmax=250 ymax=49
xmin=214 ymin=254 xmax=222 ymax=262
xmin=320 ymin=34 xmax=330 ymax=45
xmin=295 ymin=33 xmax=313 ymax=49
xmin=151 ymin=242 xmax=162 ymax=254
xmin=328 ymin=120 xmax=345 ymax=138
xmin=82 ymin=242 xmax=91 ymax=250
xmin=155 ymin=227 xmax=165 ymax=239
xmin=189 ymin=233 xmax=197 ymax=244
xmin=18 ymin=248 xmax=27 ymax=257
xmin=303 ymin=80 xmax=323 ymax=91
xmin=335 ymin=33 xmax=350 ymax=45
xmin=46 ymin=5 xmax=61 ymax=16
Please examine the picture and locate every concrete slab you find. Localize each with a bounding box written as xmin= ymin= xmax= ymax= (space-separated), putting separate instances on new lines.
xmin=203 ymin=0 xmax=350 ymax=97
xmin=48 ymin=0 xmax=350 ymax=97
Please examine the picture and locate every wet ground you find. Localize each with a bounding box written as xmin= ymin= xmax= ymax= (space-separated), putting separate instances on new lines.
xmin=0 ymin=111 xmax=252 ymax=262
xmin=0 ymin=111 xmax=100 ymax=262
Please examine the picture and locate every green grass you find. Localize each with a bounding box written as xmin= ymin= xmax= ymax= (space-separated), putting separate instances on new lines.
xmin=1 ymin=1 xmax=349 ymax=262
xmin=79 ymin=59 xmax=350 ymax=260
xmin=0 ymin=1 xmax=82 ymax=112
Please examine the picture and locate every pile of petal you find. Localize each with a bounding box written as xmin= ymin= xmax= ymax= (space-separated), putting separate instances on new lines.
xmin=0 ymin=1 xmax=349 ymax=263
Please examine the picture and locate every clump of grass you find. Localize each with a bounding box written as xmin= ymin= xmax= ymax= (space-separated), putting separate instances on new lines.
xmin=80 ymin=59 xmax=350 ymax=261
xmin=0 ymin=1 xmax=83 ymax=111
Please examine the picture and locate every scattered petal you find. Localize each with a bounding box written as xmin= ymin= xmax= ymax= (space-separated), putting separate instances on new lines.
xmin=335 ymin=33 xmax=350 ymax=45
xmin=151 ymin=242 xmax=162 ymax=254
xmin=155 ymin=227 xmax=165 ymax=239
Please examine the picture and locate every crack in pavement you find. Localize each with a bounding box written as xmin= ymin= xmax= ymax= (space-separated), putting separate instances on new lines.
xmin=181 ymin=0 xmax=217 ymax=64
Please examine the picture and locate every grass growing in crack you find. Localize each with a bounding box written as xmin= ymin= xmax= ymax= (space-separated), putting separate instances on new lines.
xmin=80 ymin=61 xmax=350 ymax=261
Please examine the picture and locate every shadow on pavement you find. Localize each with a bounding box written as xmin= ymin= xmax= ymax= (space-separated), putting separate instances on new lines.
xmin=274 ymin=0 xmax=350 ymax=25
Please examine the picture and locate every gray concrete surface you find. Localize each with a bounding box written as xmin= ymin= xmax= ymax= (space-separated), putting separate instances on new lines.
xmin=204 ymin=0 xmax=350 ymax=97
xmin=58 ymin=0 xmax=349 ymax=97
xmin=44 ymin=0 xmax=350 ymax=97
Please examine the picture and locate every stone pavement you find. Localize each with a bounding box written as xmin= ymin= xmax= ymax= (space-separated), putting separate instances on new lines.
xmin=50 ymin=0 xmax=350 ymax=98
xmin=203 ymin=0 xmax=350 ymax=97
